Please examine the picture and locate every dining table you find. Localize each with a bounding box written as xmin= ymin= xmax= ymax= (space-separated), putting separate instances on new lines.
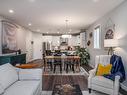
xmin=44 ymin=55 xmax=81 ymax=72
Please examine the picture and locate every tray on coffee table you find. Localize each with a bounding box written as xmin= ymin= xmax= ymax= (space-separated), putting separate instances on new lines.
xmin=52 ymin=84 xmax=82 ymax=95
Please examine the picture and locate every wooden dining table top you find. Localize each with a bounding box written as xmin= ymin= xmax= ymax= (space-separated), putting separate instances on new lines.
xmin=44 ymin=55 xmax=80 ymax=59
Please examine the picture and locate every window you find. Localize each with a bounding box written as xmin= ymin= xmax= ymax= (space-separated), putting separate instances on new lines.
xmin=94 ymin=26 xmax=101 ymax=49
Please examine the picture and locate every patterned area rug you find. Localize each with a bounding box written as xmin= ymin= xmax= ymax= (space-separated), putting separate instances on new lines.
xmin=43 ymin=67 xmax=89 ymax=76
xmin=41 ymin=91 xmax=107 ymax=95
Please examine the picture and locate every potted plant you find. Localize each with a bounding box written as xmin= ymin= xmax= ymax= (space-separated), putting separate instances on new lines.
xmin=75 ymin=46 xmax=90 ymax=65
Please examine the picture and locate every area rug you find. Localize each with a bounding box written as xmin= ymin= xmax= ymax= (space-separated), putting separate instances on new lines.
xmin=41 ymin=91 xmax=107 ymax=95
xmin=43 ymin=67 xmax=88 ymax=76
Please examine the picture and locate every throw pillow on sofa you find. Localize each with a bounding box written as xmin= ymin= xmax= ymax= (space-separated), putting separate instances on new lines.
xmin=0 ymin=63 xmax=18 ymax=89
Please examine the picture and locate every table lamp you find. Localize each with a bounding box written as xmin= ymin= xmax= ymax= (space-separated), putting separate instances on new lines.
xmin=104 ymin=39 xmax=119 ymax=55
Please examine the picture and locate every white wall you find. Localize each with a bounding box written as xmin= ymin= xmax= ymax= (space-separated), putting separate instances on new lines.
xmin=16 ymin=26 xmax=26 ymax=53
xmin=87 ymin=1 xmax=127 ymax=77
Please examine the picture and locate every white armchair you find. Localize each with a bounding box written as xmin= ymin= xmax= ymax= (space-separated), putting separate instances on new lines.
xmin=88 ymin=55 xmax=120 ymax=95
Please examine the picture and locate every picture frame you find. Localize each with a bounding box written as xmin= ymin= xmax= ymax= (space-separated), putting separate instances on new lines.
xmin=105 ymin=28 xmax=114 ymax=39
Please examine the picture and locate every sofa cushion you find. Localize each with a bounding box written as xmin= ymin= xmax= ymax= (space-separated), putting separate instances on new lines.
xmin=3 ymin=81 xmax=40 ymax=95
xmin=91 ymin=76 xmax=113 ymax=89
xmin=0 ymin=63 xmax=18 ymax=89
xmin=19 ymin=69 xmax=42 ymax=80
xmin=0 ymin=84 xmax=4 ymax=94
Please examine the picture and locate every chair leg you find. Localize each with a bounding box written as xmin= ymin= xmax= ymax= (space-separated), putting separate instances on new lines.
xmin=66 ymin=64 xmax=68 ymax=73
xmin=89 ymin=88 xmax=91 ymax=93
xmin=53 ymin=65 xmax=56 ymax=73
xmin=50 ymin=64 xmax=53 ymax=71
xmin=72 ymin=64 xmax=75 ymax=73
xmin=60 ymin=64 xmax=62 ymax=73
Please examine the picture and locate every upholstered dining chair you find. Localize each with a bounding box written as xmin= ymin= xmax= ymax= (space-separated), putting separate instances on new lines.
xmin=88 ymin=55 xmax=120 ymax=95
xmin=64 ymin=56 xmax=75 ymax=73
xmin=44 ymin=50 xmax=53 ymax=71
xmin=53 ymin=55 xmax=62 ymax=73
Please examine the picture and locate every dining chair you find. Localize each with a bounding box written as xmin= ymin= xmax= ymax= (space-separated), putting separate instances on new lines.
xmin=44 ymin=50 xmax=53 ymax=71
xmin=53 ymin=55 xmax=62 ymax=73
xmin=73 ymin=56 xmax=81 ymax=72
xmin=64 ymin=56 xmax=75 ymax=73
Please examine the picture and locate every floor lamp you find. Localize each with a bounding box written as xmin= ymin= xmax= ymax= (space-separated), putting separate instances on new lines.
xmin=104 ymin=39 xmax=118 ymax=55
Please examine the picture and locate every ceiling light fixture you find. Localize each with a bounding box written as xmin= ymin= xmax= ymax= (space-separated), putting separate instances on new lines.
xmin=61 ymin=20 xmax=72 ymax=38
xmin=9 ymin=9 xmax=14 ymax=13
xmin=28 ymin=23 xmax=32 ymax=26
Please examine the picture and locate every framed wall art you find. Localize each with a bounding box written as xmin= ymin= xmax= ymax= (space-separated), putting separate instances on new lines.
xmin=105 ymin=18 xmax=115 ymax=39
xmin=2 ymin=21 xmax=18 ymax=54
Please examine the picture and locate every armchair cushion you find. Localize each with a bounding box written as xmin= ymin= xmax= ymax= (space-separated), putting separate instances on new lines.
xmin=91 ymin=76 xmax=114 ymax=89
xmin=18 ymin=69 xmax=42 ymax=80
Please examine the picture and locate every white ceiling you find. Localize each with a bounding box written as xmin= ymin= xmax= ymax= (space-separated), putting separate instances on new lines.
xmin=0 ymin=0 xmax=124 ymax=34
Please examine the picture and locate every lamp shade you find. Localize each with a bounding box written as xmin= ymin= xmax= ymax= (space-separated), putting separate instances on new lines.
xmin=104 ymin=39 xmax=119 ymax=47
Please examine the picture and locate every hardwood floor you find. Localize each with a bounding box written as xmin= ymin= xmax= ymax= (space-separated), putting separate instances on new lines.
xmin=27 ymin=59 xmax=43 ymax=68
xmin=42 ymin=75 xmax=88 ymax=91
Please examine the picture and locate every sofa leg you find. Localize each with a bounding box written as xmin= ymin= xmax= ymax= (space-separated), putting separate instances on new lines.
xmin=89 ymin=88 xmax=91 ymax=93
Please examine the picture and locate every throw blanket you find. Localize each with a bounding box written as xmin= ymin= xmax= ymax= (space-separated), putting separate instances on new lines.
xmin=103 ymin=54 xmax=126 ymax=82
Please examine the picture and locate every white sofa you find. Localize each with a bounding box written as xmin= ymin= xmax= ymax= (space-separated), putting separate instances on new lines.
xmin=88 ymin=55 xmax=120 ymax=95
xmin=0 ymin=63 xmax=42 ymax=95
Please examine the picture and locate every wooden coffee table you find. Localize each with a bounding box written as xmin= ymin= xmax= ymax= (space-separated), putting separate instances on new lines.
xmin=52 ymin=84 xmax=82 ymax=95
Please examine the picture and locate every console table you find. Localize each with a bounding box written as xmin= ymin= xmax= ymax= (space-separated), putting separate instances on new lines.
xmin=0 ymin=53 xmax=26 ymax=66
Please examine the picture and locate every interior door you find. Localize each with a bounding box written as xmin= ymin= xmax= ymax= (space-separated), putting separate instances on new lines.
xmin=33 ymin=40 xmax=42 ymax=60
xmin=25 ymin=31 xmax=33 ymax=62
